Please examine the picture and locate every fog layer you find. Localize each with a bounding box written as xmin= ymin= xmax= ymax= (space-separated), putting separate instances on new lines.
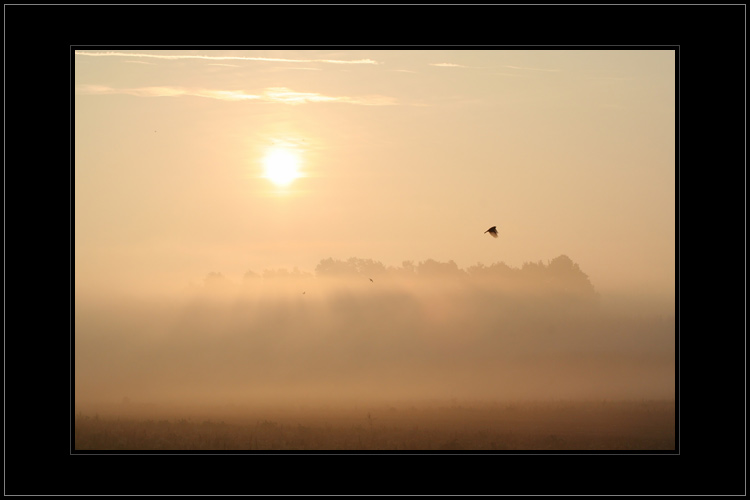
xmin=75 ymin=255 xmax=675 ymax=409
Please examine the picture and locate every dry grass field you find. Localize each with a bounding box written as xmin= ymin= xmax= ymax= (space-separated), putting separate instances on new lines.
xmin=74 ymin=399 xmax=675 ymax=451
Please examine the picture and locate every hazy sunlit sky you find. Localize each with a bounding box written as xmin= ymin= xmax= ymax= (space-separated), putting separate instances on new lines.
xmin=75 ymin=49 xmax=675 ymax=300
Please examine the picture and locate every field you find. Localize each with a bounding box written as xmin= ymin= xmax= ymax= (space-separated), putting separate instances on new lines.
xmin=74 ymin=399 xmax=675 ymax=451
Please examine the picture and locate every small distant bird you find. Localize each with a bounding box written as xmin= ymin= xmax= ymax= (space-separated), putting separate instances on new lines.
xmin=484 ymin=226 xmax=498 ymax=238
xmin=302 ymin=291 xmax=305 ymax=294
xmin=369 ymin=278 xmax=374 ymax=282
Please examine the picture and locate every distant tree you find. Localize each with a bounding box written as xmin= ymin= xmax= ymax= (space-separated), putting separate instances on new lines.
xmin=262 ymin=268 xmax=291 ymax=280
xmin=520 ymin=260 xmax=546 ymax=283
xmin=468 ymin=262 xmax=486 ymax=273
xmin=417 ymin=259 xmax=466 ymax=279
xmin=349 ymin=258 xmax=387 ymax=279
xmin=203 ymin=271 xmax=231 ymax=288
xmin=243 ymin=270 xmax=260 ymax=282
xmin=546 ymin=255 xmax=596 ymax=296
xmin=389 ymin=260 xmax=417 ymax=279
xmin=315 ymin=258 xmax=360 ymax=278
xmin=315 ymin=257 xmax=386 ymax=279
xmin=290 ymin=267 xmax=313 ymax=279
xmin=262 ymin=267 xmax=312 ymax=280
xmin=468 ymin=261 xmax=515 ymax=281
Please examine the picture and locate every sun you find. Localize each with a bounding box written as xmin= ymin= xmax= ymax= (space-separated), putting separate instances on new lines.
xmin=262 ymin=148 xmax=301 ymax=187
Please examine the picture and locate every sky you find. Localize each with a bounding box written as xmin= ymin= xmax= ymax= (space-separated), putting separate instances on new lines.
xmin=74 ymin=49 xmax=675 ymax=302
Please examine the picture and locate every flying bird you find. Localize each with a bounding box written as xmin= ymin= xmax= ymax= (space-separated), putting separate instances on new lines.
xmin=369 ymin=278 xmax=374 ymax=282
xmin=484 ymin=226 xmax=498 ymax=238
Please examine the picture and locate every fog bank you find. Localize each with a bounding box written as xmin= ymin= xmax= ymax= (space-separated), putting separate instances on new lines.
xmin=75 ymin=256 xmax=675 ymax=410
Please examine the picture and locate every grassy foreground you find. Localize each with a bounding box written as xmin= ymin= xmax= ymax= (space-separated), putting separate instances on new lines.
xmin=74 ymin=399 xmax=675 ymax=451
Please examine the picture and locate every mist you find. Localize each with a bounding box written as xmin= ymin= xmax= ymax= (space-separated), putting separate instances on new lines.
xmin=75 ymin=255 xmax=675 ymax=415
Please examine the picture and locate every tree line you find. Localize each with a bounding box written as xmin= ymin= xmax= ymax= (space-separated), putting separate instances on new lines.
xmin=202 ymin=254 xmax=598 ymax=299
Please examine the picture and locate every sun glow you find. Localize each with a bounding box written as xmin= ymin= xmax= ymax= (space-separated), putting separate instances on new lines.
xmin=263 ymin=148 xmax=301 ymax=187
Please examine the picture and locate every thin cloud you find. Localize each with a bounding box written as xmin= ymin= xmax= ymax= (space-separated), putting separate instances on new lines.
xmin=75 ymin=84 xmax=397 ymax=106
xmin=262 ymin=87 xmax=338 ymax=104
xmin=74 ymin=51 xmax=380 ymax=65
xmin=430 ymin=62 xmax=469 ymax=68
xmin=429 ymin=62 xmax=494 ymax=69
xmin=75 ymin=84 xmax=260 ymax=101
xmin=263 ymin=87 xmax=398 ymax=106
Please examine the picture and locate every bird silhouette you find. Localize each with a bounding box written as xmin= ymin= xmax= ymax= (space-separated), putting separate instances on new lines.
xmin=484 ymin=226 xmax=498 ymax=238
xmin=369 ymin=278 xmax=374 ymax=282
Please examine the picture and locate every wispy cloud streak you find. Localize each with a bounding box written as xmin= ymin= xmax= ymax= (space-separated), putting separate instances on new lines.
xmin=75 ymin=84 xmax=397 ymax=106
xmin=75 ymin=51 xmax=380 ymax=65
xmin=429 ymin=62 xmax=470 ymax=68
